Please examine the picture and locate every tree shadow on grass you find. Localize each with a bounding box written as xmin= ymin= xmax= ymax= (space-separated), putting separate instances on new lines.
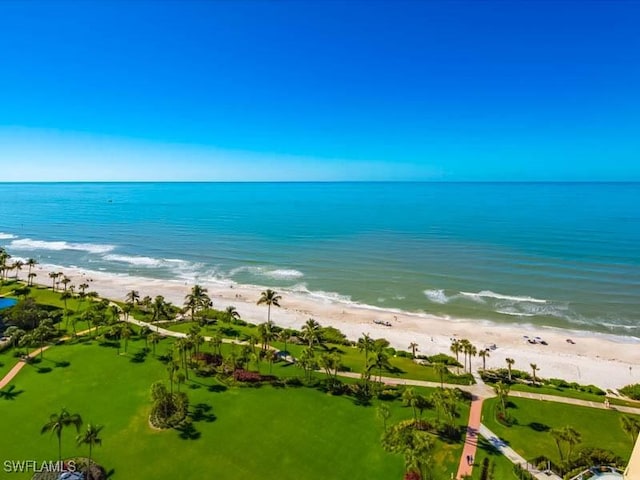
xmin=191 ymin=403 xmax=217 ymax=423
xmin=130 ymin=350 xmax=148 ymax=363
xmin=176 ymin=422 xmax=201 ymax=440
xmin=528 ymin=422 xmax=550 ymax=432
xmin=37 ymin=366 xmax=53 ymax=374
xmin=105 ymin=468 xmax=116 ymax=478
xmin=54 ymin=360 xmax=71 ymax=368
xmin=0 ymin=385 xmax=24 ymax=400
xmin=207 ymin=383 xmax=227 ymax=393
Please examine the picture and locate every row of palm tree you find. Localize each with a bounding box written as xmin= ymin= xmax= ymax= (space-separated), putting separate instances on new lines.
xmin=0 ymin=250 xmax=39 ymax=285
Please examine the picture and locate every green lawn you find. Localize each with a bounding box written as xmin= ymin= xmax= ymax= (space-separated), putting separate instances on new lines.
xmin=482 ymin=397 xmax=637 ymax=465
xmin=471 ymin=437 xmax=518 ymax=479
xmin=509 ymin=383 xmax=640 ymax=408
xmin=0 ymin=335 xmax=468 ymax=480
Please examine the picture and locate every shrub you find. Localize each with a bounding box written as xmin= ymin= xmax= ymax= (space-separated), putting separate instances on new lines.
xmin=233 ymin=369 xmax=262 ymax=383
xmin=620 ymin=383 xmax=640 ymax=400
xmin=396 ymin=350 xmax=412 ymax=358
xmin=427 ymin=353 xmax=460 ymax=366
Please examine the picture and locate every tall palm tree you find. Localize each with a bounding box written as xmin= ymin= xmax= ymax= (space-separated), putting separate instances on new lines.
xmin=408 ymin=342 xmax=419 ymax=359
xmin=60 ymin=291 xmax=73 ymax=332
xmin=12 ymin=260 xmax=24 ymax=280
xmin=301 ymin=318 xmax=322 ymax=348
xmin=434 ymin=362 xmax=448 ymax=388
xmin=563 ymin=426 xmax=582 ymax=460
xmin=125 ymin=290 xmax=140 ymax=305
xmin=149 ymin=332 xmax=161 ymax=355
xmin=41 ymin=409 xmax=83 ymax=462
xmin=467 ymin=344 xmax=477 ymax=373
xmin=530 ymin=363 xmax=539 ymax=385
xmin=450 ymin=340 xmax=462 ymax=373
xmin=550 ymin=428 xmax=566 ymax=462
xmin=28 ymin=272 xmax=37 ymax=287
xmin=371 ymin=350 xmax=391 ymax=383
xmin=184 ymin=285 xmax=211 ymax=321
xmin=120 ymin=323 xmax=133 ymax=353
xmin=257 ymin=321 xmax=276 ymax=350
xmin=225 ymin=305 xmax=240 ymax=323
xmin=76 ymin=423 xmax=103 ymax=479
xmin=494 ymin=381 xmax=510 ymax=414
xmin=26 ymin=258 xmax=37 ymax=281
xmin=358 ymin=333 xmax=375 ymax=369
xmin=621 ymin=415 xmax=640 ymax=446
xmin=478 ymin=349 xmax=490 ymax=370
xmin=257 ymin=289 xmax=282 ymax=323
xmin=505 ymin=358 xmax=515 ymax=382
xmin=60 ymin=276 xmax=71 ymax=292
xmin=377 ymin=403 xmax=391 ymax=432
xmin=49 ymin=272 xmax=59 ymax=291
xmin=402 ymin=387 xmax=419 ymax=422
xmin=278 ymin=329 xmax=291 ymax=353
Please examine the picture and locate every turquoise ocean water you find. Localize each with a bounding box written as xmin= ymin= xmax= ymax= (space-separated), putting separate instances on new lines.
xmin=0 ymin=182 xmax=638 ymax=337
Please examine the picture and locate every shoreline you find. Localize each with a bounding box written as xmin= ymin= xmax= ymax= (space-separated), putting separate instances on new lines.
xmin=13 ymin=261 xmax=640 ymax=390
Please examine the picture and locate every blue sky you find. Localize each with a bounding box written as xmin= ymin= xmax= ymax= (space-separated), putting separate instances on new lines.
xmin=1 ymin=1 xmax=639 ymax=181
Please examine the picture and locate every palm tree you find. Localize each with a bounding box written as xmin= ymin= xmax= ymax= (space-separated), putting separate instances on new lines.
xmin=563 ymin=426 xmax=582 ymax=461
xmin=26 ymin=258 xmax=37 ymax=282
xmin=33 ymin=320 xmax=55 ymax=359
xmin=278 ymin=330 xmax=291 ymax=353
xmin=41 ymin=408 xmax=83 ymax=462
xmin=12 ymin=260 xmax=24 ymax=280
xmin=257 ymin=289 xmax=281 ymax=323
xmin=301 ymin=318 xmax=322 ymax=348
xmin=48 ymin=272 xmax=60 ymax=291
xmin=468 ymin=344 xmax=477 ymax=373
xmin=209 ymin=333 xmax=222 ymax=356
xmin=184 ymin=284 xmax=212 ymax=321
xmin=450 ymin=340 xmax=462 ymax=373
xmin=530 ymin=363 xmax=539 ymax=385
xmin=550 ymin=428 xmax=566 ymax=462
xmin=494 ymin=381 xmax=510 ymax=414
xmin=358 ymin=333 xmax=375 ymax=369
xmin=76 ymin=423 xmax=103 ymax=479
xmin=257 ymin=321 xmax=276 ymax=350
xmin=149 ymin=332 xmax=161 ymax=355
xmin=60 ymin=291 xmax=72 ymax=332
xmin=371 ymin=350 xmax=391 ymax=383
xmin=28 ymin=271 xmax=37 ymax=287
xmin=621 ymin=415 xmax=640 ymax=446
xmin=125 ymin=290 xmax=140 ymax=305
xmin=434 ymin=362 xmax=448 ymax=388
xmin=60 ymin=276 xmax=71 ymax=292
xmin=408 ymin=342 xmax=419 ymax=359
xmin=402 ymin=388 xmax=419 ymax=422
xmin=478 ymin=349 xmax=490 ymax=370
xmin=120 ymin=323 xmax=133 ymax=353
xmin=225 ymin=305 xmax=240 ymax=323
xmin=505 ymin=357 xmax=515 ymax=382
xmin=377 ymin=403 xmax=391 ymax=432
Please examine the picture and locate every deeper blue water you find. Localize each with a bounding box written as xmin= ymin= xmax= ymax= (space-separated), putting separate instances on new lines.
xmin=0 ymin=182 xmax=638 ymax=336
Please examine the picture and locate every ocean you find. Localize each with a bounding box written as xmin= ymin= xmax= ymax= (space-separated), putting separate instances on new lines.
xmin=0 ymin=182 xmax=638 ymax=337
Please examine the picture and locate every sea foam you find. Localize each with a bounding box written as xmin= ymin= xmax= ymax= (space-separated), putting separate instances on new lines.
xmin=0 ymin=232 xmax=17 ymax=240
xmin=460 ymin=290 xmax=547 ymax=304
xmin=423 ymin=289 xmax=449 ymax=304
xmin=9 ymin=238 xmax=115 ymax=254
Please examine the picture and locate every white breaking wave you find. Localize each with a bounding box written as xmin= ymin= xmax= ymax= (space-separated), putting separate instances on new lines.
xmin=229 ymin=265 xmax=304 ymax=281
xmin=423 ymin=289 xmax=450 ymax=304
xmin=9 ymin=238 xmax=115 ymax=254
xmin=0 ymin=232 xmax=17 ymax=240
xmin=264 ymin=269 xmax=304 ymax=280
xmin=460 ymin=290 xmax=547 ymax=304
xmin=289 ymin=283 xmax=352 ymax=303
xmin=102 ymin=254 xmax=164 ymax=267
xmin=496 ymin=310 xmax=537 ymax=317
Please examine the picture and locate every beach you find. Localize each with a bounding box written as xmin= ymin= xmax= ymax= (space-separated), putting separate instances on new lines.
xmin=27 ymin=262 xmax=640 ymax=391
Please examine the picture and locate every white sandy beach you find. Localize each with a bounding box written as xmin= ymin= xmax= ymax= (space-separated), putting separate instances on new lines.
xmin=23 ymin=262 xmax=640 ymax=391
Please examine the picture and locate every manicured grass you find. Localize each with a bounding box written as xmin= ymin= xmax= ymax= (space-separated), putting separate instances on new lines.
xmin=0 ymin=336 xmax=468 ymax=480
xmin=471 ymin=438 xmax=518 ymax=479
xmin=482 ymin=397 xmax=637 ymax=465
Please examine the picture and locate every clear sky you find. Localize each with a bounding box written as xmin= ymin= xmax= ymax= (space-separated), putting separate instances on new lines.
xmin=1 ymin=0 xmax=639 ymax=181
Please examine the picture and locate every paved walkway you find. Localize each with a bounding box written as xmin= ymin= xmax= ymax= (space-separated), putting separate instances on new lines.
xmin=456 ymin=394 xmax=484 ymax=479
xmin=478 ymin=424 xmax=562 ymax=480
